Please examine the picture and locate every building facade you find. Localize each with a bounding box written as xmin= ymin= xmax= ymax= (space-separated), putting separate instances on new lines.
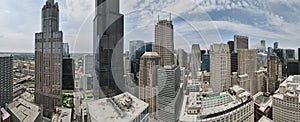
xmin=273 ymin=75 xmax=300 ymax=122
xmin=210 ymin=44 xmax=231 ymax=93
xmin=190 ymin=44 xmax=202 ymax=79
xmin=0 ymin=55 xmax=13 ymax=107
xmin=138 ymin=52 xmax=160 ymax=116
xmin=234 ymin=35 xmax=248 ymax=53
xmin=34 ymin=0 xmax=63 ymax=117
xmin=94 ymin=0 xmax=124 ymax=98
xmin=178 ymin=48 xmax=188 ymax=68
xmin=154 ymin=18 xmax=174 ymax=66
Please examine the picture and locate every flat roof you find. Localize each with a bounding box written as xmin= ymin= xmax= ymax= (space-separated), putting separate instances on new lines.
xmin=87 ymin=92 xmax=149 ymax=122
xmin=1 ymin=108 xmax=10 ymax=120
xmin=7 ymin=98 xmax=41 ymax=122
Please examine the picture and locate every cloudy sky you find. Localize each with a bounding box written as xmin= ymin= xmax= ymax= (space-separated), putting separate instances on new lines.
xmin=1 ymin=0 xmax=300 ymax=53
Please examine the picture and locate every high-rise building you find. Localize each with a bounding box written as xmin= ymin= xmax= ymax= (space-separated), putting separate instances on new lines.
xmin=237 ymin=49 xmax=257 ymax=94
xmin=260 ymin=40 xmax=266 ymax=53
xmin=273 ymin=42 xmax=278 ymax=49
xmin=267 ymin=56 xmax=281 ymax=94
xmin=202 ymin=52 xmax=210 ymax=72
xmin=287 ymin=59 xmax=298 ymax=76
xmin=62 ymin=57 xmax=75 ymax=91
xmin=177 ymin=48 xmax=187 ymax=68
xmin=94 ymin=0 xmax=124 ymax=98
xmin=0 ymin=55 xmax=13 ymax=107
xmin=138 ymin=52 xmax=160 ymax=115
xmin=210 ymin=44 xmax=231 ymax=93
xmin=34 ymin=0 xmax=63 ymax=117
xmin=227 ymin=41 xmax=234 ymax=53
xmin=257 ymin=52 xmax=268 ymax=69
xmin=267 ymin=47 xmax=273 ymax=56
xmin=156 ymin=65 xmax=180 ymax=121
xmin=234 ymin=35 xmax=248 ymax=53
xmin=190 ymin=44 xmax=201 ymax=79
xmin=131 ymin=43 xmax=154 ymax=82
xmin=129 ymin=40 xmax=144 ymax=55
xmin=273 ymin=75 xmax=300 ymax=122
xmin=231 ymin=53 xmax=238 ymax=72
xmin=286 ymin=49 xmax=295 ymax=60
xmin=63 ymin=43 xmax=70 ymax=57
xmin=154 ymin=18 xmax=174 ymax=66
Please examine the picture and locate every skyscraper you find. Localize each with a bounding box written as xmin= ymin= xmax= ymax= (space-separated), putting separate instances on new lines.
xmin=234 ymin=35 xmax=248 ymax=53
xmin=154 ymin=17 xmax=175 ymax=66
xmin=267 ymin=55 xmax=281 ymax=94
xmin=227 ymin=41 xmax=234 ymax=53
xmin=129 ymin=40 xmax=144 ymax=55
xmin=201 ymin=52 xmax=210 ymax=72
xmin=0 ymin=55 xmax=13 ymax=107
xmin=94 ymin=0 xmax=124 ymax=98
xmin=62 ymin=43 xmax=70 ymax=57
xmin=210 ymin=44 xmax=231 ymax=93
xmin=274 ymin=42 xmax=278 ymax=49
xmin=190 ymin=44 xmax=201 ymax=79
xmin=138 ymin=52 xmax=160 ymax=117
xmin=156 ymin=65 xmax=180 ymax=121
xmin=237 ymin=49 xmax=257 ymax=94
xmin=35 ymin=0 xmax=63 ymax=117
xmin=177 ymin=48 xmax=188 ymax=68
xmin=260 ymin=40 xmax=266 ymax=52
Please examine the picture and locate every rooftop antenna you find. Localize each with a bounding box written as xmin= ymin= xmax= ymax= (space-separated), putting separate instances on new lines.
xmin=158 ymin=14 xmax=160 ymax=22
xmin=169 ymin=13 xmax=172 ymax=21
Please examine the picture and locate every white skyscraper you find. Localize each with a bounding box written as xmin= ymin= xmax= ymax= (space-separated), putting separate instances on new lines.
xmin=210 ymin=44 xmax=231 ymax=93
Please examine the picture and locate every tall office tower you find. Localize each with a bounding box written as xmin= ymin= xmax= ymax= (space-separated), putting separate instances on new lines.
xmin=83 ymin=54 xmax=95 ymax=75
xmin=285 ymin=49 xmax=295 ymax=60
xmin=237 ymin=49 xmax=257 ymax=94
xmin=210 ymin=44 xmax=231 ymax=93
xmin=190 ymin=44 xmax=201 ymax=79
xmin=138 ymin=52 xmax=160 ymax=115
xmin=94 ymin=0 xmax=124 ymax=98
xmin=267 ymin=56 xmax=281 ymax=94
xmin=231 ymin=53 xmax=238 ymax=72
xmin=274 ymin=48 xmax=287 ymax=77
xmin=234 ymin=35 xmax=248 ymax=53
xmin=200 ymin=50 xmax=206 ymax=61
xmin=254 ymin=70 xmax=266 ymax=93
xmin=202 ymin=52 xmax=210 ymax=72
xmin=156 ymin=65 xmax=180 ymax=121
xmin=287 ymin=59 xmax=298 ymax=76
xmin=257 ymin=52 xmax=268 ymax=69
xmin=273 ymin=75 xmax=300 ymax=122
xmin=274 ymin=42 xmax=278 ymax=49
xmin=267 ymin=47 xmax=273 ymax=56
xmin=227 ymin=41 xmax=234 ymax=53
xmin=62 ymin=43 xmax=70 ymax=57
xmin=177 ymin=48 xmax=188 ymax=68
xmin=154 ymin=17 xmax=175 ymax=66
xmin=35 ymin=0 xmax=63 ymax=117
xmin=260 ymin=40 xmax=266 ymax=52
xmin=123 ymin=52 xmax=131 ymax=74
xmin=0 ymin=55 xmax=13 ymax=107
xmin=129 ymin=40 xmax=144 ymax=55
xmin=62 ymin=57 xmax=75 ymax=90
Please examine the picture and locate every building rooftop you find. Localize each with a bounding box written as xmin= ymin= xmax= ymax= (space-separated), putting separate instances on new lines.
xmin=141 ymin=52 xmax=159 ymax=57
xmin=87 ymin=92 xmax=149 ymax=122
xmin=7 ymin=98 xmax=41 ymax=122
xmin=258 ymin=116 xmax=274 ymax=122
xmin=273 ymin=75 xmax=300 ymax=103
xmin=51 ymin=107 xmax=72 ymax=122
xmin=1 ymin=108 xmax=10 ymax=120
xmin=0 ymin=54 xmax=13 ymax=57
xmin=253 ymin=92 xmax=272 ymax=112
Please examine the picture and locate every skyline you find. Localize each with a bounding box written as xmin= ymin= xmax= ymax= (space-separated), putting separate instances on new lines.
xmin=1 ymin=0 xmax=300 ymax=53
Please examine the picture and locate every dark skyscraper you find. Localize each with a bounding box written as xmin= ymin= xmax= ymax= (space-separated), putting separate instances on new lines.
xmin=0 ymin=55 xmax=13 ymax=107
xmin=274 ymin=42 xmax=278 ymax=49
xmin=35 ymin=0 xmax=63 ymax=117
xmin=62 ymin=57 xmax=75 ymax=90
xmin=94 ymin=0 xmax=124 ymax=98
xmin=227 ymin=41 xmax=234 ymax=53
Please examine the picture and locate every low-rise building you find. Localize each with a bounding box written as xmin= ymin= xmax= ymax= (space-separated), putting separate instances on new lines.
xmin=87 ymin=92 xmax=149 ymax=122
xmin=1 ymin=108 xmax=11 ymax=122
xmin=51 ymin=107 xmax=72 ymax=122
xmin=7 ymin=98 xmax=42 ymax=122
xmin=253 ymin=92 xmax=272 ymax=121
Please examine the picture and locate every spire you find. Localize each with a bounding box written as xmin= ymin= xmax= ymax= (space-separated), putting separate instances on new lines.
xmin=158 ymin=14 xmax=160 ymax=22
xmin=169 ymin=13 xmax=172 ymax=21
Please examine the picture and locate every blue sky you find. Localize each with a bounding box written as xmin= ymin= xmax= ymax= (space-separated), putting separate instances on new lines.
xmin=0 ymin=0 xmax=300 ymax=53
